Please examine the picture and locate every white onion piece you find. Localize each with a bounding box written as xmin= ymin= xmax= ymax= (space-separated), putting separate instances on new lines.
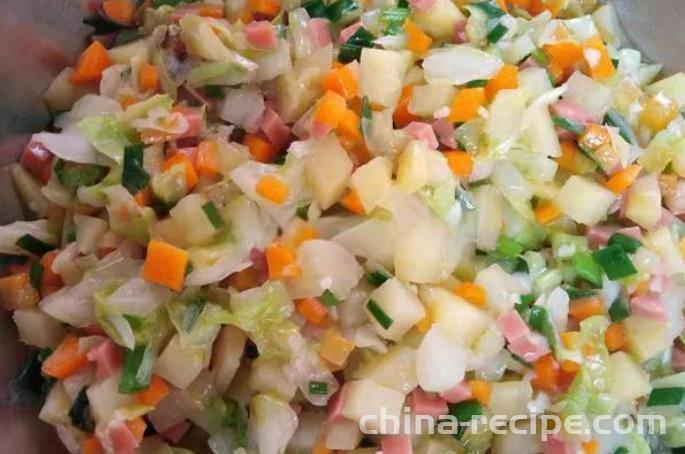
xmin=423 ymin=45 xmax=503 ymax=85
xmin=31 ymin=131 xmax=98 ymax=164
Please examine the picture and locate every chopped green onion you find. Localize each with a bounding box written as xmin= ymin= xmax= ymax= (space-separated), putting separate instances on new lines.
xmin=646 ymin=387 xmax=685 ymax=407
xmin=367 ymin=299 xmax=393 ymax=329
xmin=185 ymin=262 xmax=194 ymax=277
xmin=296 ymin=205 xmax=309 ymax=220
xmin=224 ymin=398 xmax=249 ymax=447
xmin=604 ymin=110 xmax=636 ymax=145
xmin=496 ymin=236 xmax=523 ymax=259
xmin=465 ymin=79 xmax=489 ymax=88
xmin=612 ymin=448 xmax=628 ymax=454
xmin=320 ymin=289 xmax=340 ymax=307
xmin=154 ymin=0 xmax=185 ymax=6
xmin=607 ymin=232 xmax=641 ymax=254
xmin=528 ymin=305 xmax=557 ymax=348
xmin=486 ymin=22 xmax=509 ymax=44
xmin=15 ymin=348 xmax=53 ymax=398
xmin=366 ymin=271 xmax=390 ymax=287
xmin=552 ymin=116 xmax=585 ymax=135
xmin=448 ymin=400 xmax=484 ymax=429
xmin=303 ymin=0 xmax=328 ymax=17
xmin=562 ymin=286 xmax=597 ymax=300
xmin=326 ymin=0 xmax=359 ymax=23
xmin=360 ymin=95 xmax=372 ymax=137
xmin=114 ymin=29 xmax=143 ymax=47
xmin=54 ymin=160 xmax=104 ymax=190
xmin=69 ymin=388 xmax=95 ymax=433
xmin=118 ymin=345 xmax=155 ymax=394
xmin=122 ymin=143 xmax=150 ymax=195
xmin=379 ymin=7 xmax=409 ymax=35
xmin=571 ymin=251 xmax=603 ymax=287
xmin=520 ymin=294 xmax=535 ymax=305
xmin=398 ymin=0 xmax=409 ymax=7
xmin=338 ymin=27 xmax=374 ymax=63
xmin=202 ymin=201 xmax=225 ymax=229
xmin=309 ymin=381 xmax=328 ymax=395
xmin=0 ymin=254 xmax=29 ymax=268
xmin=531 ymin=48 xmax=549 ymax=66
xmin=15 ymin=234 xmax=55 ymax=256
xmin=205 ymin=85 xmax=224 ymax=99
xmin=180 ymin=295 xmax=206 ymax=332
xmin=611 ymin=58 xmax=619 ymax=68
xmin=576 ymin=143 xmax=602 ymax=170
xmin=473 ymin=1 xmax=506 ymax=18
xmin=592 ymin=245 xmax=637 ymax=281
xmin=514 ymin=303 xmax=530 ymax=318
xmin=608 ymin=297 xmax=630 ymax=322
xmin=29 ymin=262 xmax=43 ymax=291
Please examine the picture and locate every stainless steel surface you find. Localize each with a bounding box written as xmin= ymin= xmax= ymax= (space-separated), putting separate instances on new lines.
xmin=612 ymin=0 xmax=685 ymax=74
xmin=0 ymin=2 xmax=86 ymax=452
xmin=0 ymin=0 xmax=683 ymax=452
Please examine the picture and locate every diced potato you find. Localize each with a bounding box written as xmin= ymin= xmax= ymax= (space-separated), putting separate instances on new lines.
xmin=350 ymin=156 xmax=393 ymax=212
xmin=644 ymin=227 xmax=685 ymax=274
xmin=624 ymin=315 xmax=672 ymax=362
xmin=419 ymin=285 xmax=492 ymax=347
xmin=624 ymin=173 xmax=662 ymax=230
xmin=366 ymin=278 xmax=425 ymax=341
xmin=474 ymin=185 xmax=503 ymax=251
xmin=416 ymin=436 xmax=465 ymax=454
xmin=73 ymin=214 xmax=109 ymax=255
xmin=524 ymin=104 xmax=561 ymax=158
xmin=39 ymin=382 xmax=71 ymax=426
xmin=487 ymin=89 xmax=528 ymax=147
xmin=500 ymin=33 xmax=536 ymax=65
xmin=492 ymin=420 xmax=543 ymax=454
xmin=212 ymin=325 xmax=247 ymax=395
xmin=287 ymin=239 xmax=364 ymax=300
xmin=351 ymin=345 xmax=418 ymax=393
xmin=360 ymin=48 xmax=413 ymax=108
xmin=555 ymin=175 xmax=615 ymax=225
xmin=342 ymin=379 xmax=406 ymax=432
xmin=169 ymin=193 xmax=218 ymax=246
xmin=394 ymin=217 xmax=457 ymax=284
xmin=325 ymin=418 xmax=363 ymax=450
xmin=249 ymin=357 xmax=298 ymax=401
xmin=305 ymin=135 xmax=353 ymax=209
xmin=397 ymin=140 xmax=430 ymax=193
xmin=250 ymin=394 xmax=299 ymax=454
xmin=416 ymin=324 xmax=467 ymax=392
xmin=475 ymin=264 xmax=525 ymax=314
xmin=518 ymin=67 xmax=553 ymax=100
xmin=108 ymin=39 xmax=150 ymax=64
xmin=564 ymin=71 xmax=612 ymax=120
xmin=608 ymin=352 xmax=652 ymax=404
xmin=12 ymin=309 xmax=66 ymax=349
xmin=333 ymin=218 xmax=396 ymax=268
xmin=154 ymin=334 xmax=208 ymax=389
xmin=646 ymin=73 xmax=685 ymax=109
xmin=488 ymin=381 xmax=532 ymax=418
xmin=43 ymin=68 xmax=80 ymax=112
xmin=277 ymin=44 xmax=333 ymax=122
xmin=412 ymin=0 xmax=466 ymax=40
xmin=86 ymin=373 xmax=136 ymax=424
xmin=408 ymin=81 xmax=457 ymax=117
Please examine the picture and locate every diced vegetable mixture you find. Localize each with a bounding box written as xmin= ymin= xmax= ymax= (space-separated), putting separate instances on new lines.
xmin=4 ymin=0 xmax=685 ymax=452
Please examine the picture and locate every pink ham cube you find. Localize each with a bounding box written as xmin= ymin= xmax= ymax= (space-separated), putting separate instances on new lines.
xmin=245 ymin=21 xmax=278 ymax=49
xmin=404 ymin=122 xmax=439 ymax=150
